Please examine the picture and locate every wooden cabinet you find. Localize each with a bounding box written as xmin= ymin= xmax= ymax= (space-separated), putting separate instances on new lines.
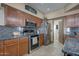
xmin=19 ymin=37 xmax=29 ymax=56
xmin=4 ymin=39 xmax=18 ymax=56
xmin=0 ymin=41 xmax=4 ymax=56
xmin=64 ymin=13 xmax=79 ymax=43
xmin=4 ymin=5 xmax=42 ymax=27
xmin=0 ymin=37 xmax=29 ymax=56
xmin=5 ymin=6 xmax=18 ymax=27
xmin=64 ymin=14 xmax=79 ymax=28
xmin=33 ymin=17 xmax=42 ymax=27
xmin=17 ymin=11 xmax=25 ymax=26
xmin=39 ymin=34 xmax=44 ymax=46
xmin=74 ymin=14 xmax=79 ymax=27
xmin=25 ymin=13 xmax=42 ymax=27
xmin=64 ymin=15 xmax=75 ymax=28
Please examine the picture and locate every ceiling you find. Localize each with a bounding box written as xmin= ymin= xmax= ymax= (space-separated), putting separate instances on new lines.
xmin=28 ymin=3 xmax=69 ymax=14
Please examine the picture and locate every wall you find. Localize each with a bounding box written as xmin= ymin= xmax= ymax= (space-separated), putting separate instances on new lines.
xmin=0 ymin=7 xmax=4 ymax=25
xmin=46 ymin=4 xmax=79 ymax=19
xmin=5 ymin=3 xmax=44 ymax=19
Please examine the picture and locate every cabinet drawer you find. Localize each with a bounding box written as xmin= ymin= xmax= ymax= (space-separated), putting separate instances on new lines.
xmin=4 ymin=39 xmax=17 ymax=45
xmin=19 ymin=37 xmax=28 ymax=43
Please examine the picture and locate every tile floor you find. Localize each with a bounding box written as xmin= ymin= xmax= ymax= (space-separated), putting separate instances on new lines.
xmin=25 ymin=29 xmax=64 ymax=56
xmin=26 ymin=41 xmax=64 ymax=56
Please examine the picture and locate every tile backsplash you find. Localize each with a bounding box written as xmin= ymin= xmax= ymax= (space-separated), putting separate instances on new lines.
xmin=0 ymin=26 xmax=20 ymax=36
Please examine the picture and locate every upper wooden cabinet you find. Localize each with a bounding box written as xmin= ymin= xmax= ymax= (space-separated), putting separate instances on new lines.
xmin=30 ymin=15 xmax=42 ymax=27
xmin=74 ymin=14 xmax=79 ymax=27
xmin=17 ymin=11 xmax=25 ymax=26
xmin=64 ymin=14 xmax=79 ymax=28
xmin=4 ymin=5 xmax=42 ymax=27
xmin=4 ymin=6 xmax=19 ymax=27
xmin=64 ymin=15 xmax=75 ymax=28
xmin=4 ymin=6 xmax=26 ymax=27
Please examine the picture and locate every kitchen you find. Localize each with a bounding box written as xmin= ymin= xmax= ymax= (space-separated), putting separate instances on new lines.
xmin=0 ymin=3 xmax=79 ymax=56
xmin=0 ymin=3 xmax=45 ymax=56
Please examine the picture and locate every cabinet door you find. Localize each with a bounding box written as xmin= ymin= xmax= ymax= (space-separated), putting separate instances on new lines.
xmin=64 ymin=17 xmax=68 ymax=28
xmin=17 ymin=11 xmax=25 ymax=26
xmin=0 ymin=41 xmax=4 ymax=56
xmin=65 ymin=15 xmax=75 ymax=27
xmin=5 ymin=6 xmax=18 ymax=27
xmin=75 ymin=14 xmax=79 ymax=27
xmin=39 ymin=34 xmax=44 ymax=46
xmin=5 ymin=6 xmax=26 ymax=27
xmin=4 ymin=39 xmax=18 ymax=56
xmin=34 ymin=17 xmax=41 ymax=27
xmin=19 ymin=37 xmax=28 ymax=56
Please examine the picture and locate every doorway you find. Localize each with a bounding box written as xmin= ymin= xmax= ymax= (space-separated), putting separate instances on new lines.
xmin=54 ymin=19 xmax=64 ymax=44
xmin=47 ymin=19 xmax=64 ymax=55
xmin=47 ymin=20 xmax=54 ymax=44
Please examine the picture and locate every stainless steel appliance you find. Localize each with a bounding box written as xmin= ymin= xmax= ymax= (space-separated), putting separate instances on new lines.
xmin=30 ymin=35 xmax=39 ymax=50
xmin=23 ymin=22 xmax=37 ymax=34
xmin=23 ymin=22 xmax=39 ymax=51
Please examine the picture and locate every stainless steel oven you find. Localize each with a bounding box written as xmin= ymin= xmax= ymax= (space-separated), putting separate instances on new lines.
xmin=30 ymin=35 xmax=39 ymax=50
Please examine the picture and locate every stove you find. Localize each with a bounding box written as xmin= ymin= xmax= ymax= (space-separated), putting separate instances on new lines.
xmin=30 ymin=35 xmax=39 ymax=50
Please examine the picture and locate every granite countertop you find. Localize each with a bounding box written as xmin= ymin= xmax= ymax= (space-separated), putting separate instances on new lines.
xmin=63 ymin=38 xmax=79 ymax=55
xmin=0 ymin=26 xmax=29 ymax=40
xmin=0 ymin=34 xmax=29 ymax=41
xmin=0 ymin=25 xmax=39 ymax=41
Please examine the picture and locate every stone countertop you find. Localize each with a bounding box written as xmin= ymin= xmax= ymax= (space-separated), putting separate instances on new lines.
xmin=0 ymin=34 xmax=29 ymax=41
xmin=0 ymin=25 xmax=29 ymax=40
xmin=0 ymin=25 xmax=40 ymax=41
xmin=63 ymin=38 xmax=79 ymax=55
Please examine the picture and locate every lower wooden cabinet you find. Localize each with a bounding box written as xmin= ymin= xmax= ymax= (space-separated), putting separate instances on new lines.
xmin=0 ymin=37 xmax=29 ymax=56
xmin=4 ymin=44 xmax=18 ymax=56
xmin=0 ymin=41 xmax=4 ymax=56
xmin=39 ymin=34 xmax=44 ymax=46
xmin=3 ymin=39 xmax=18 ymax=56
xmin=19 ymin=37 xmax=29 ymax=56
xmin=0 ymin=48 xmax=4 ymax=56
